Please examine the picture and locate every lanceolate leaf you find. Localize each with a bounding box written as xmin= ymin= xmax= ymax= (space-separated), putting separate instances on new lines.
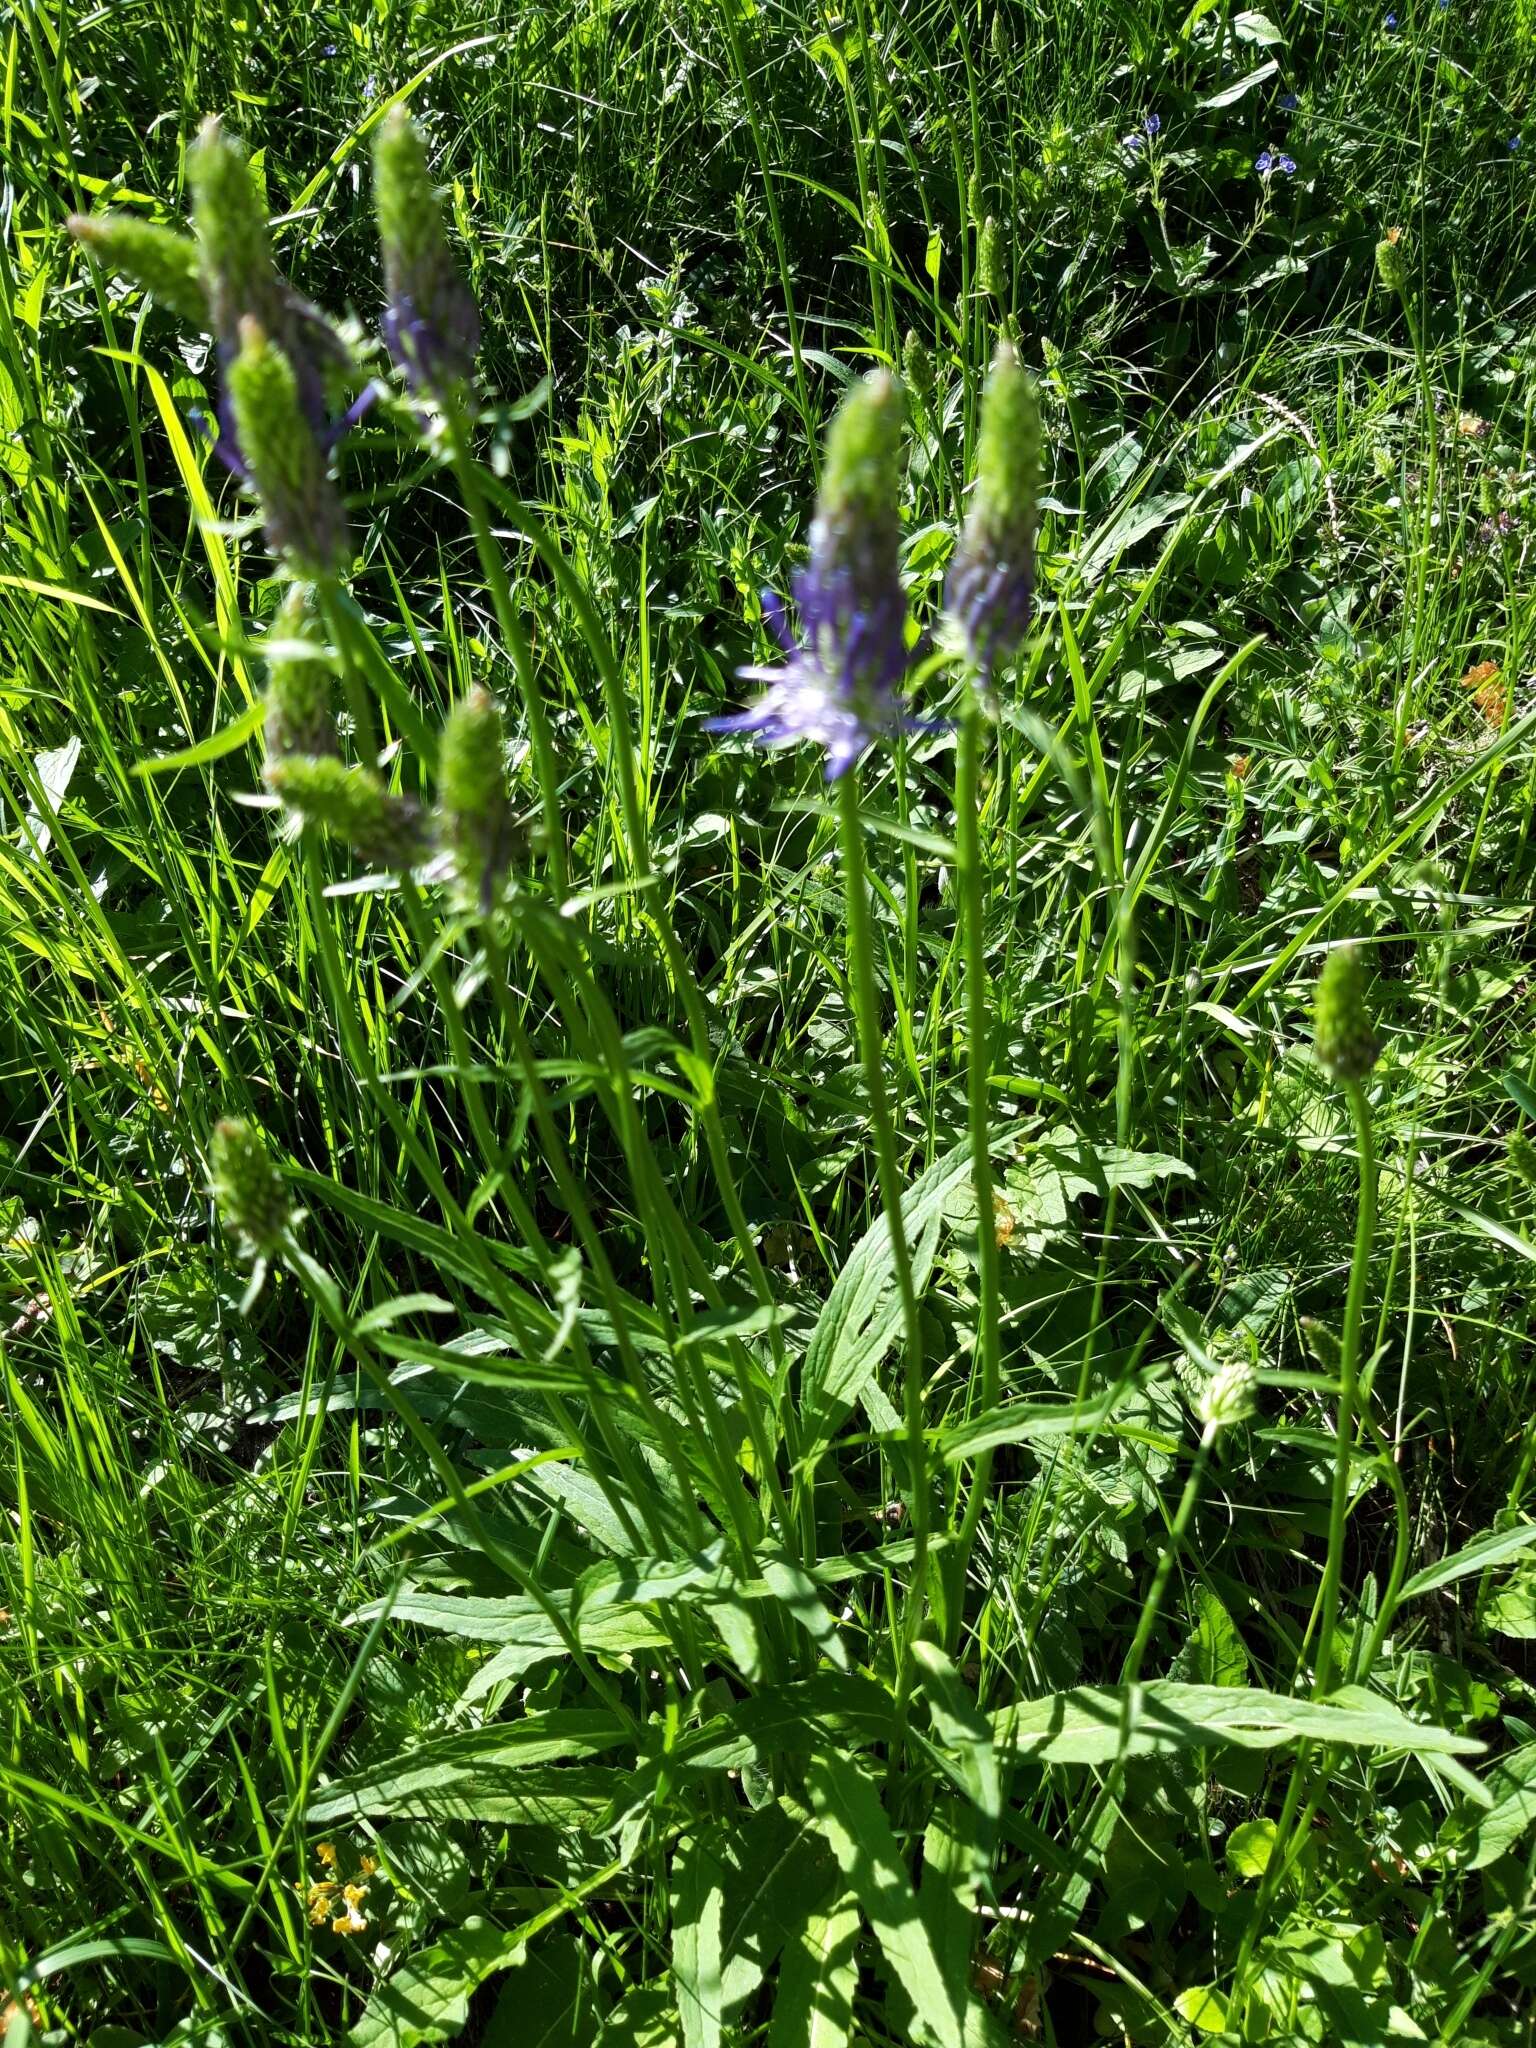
xmin=767 ymin=1891 xmax=861 ymax=2048
xmin=803 ymin=1751 xmax=972 ymax=2048
xmin=673 ymin=1833 xmax=727 ymax=2048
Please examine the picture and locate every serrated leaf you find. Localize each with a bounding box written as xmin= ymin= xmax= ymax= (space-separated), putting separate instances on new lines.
xmin=673 ymin=1834 xmax=726 ymax=2048
xmin=768 ymin=1892 xmax=860 ymax=2048
xmin=804 ymin=1752 xmax=969 ymax=2048
xmin=350 ymin=1916 xmax=524 ymax=2047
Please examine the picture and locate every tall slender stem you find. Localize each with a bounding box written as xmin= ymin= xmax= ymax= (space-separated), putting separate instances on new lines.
xmin=952 ymin=700 xmax=1001 ymax=1599
xmin=837 ymin=774 xmax=930 ymax=1647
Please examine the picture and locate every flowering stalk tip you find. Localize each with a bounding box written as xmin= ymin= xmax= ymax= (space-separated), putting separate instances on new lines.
xmin=1313 ymin=943 xmax=1380 ymax=1082
xmin=373 ymin=107 xmax=481 ymax=395
xmin=211 ymin=1117 xmax=289 ymax=1259
xmin=262 ymin=590 xmax=339 ymax=765
xmin=267 ymin=753 xmax=429 ymax=871
xmin=438 ymin=687 xmax=518 ymax=908
xmin=706 ymin=369 xmax=918 ymax=780
xmin=227 ymin=318 xmax=348 ymax=576
xmin=68 ymin=213 xmax=209 ymax=327
xmin=945 ymin=339 xmax=1041 ymax=685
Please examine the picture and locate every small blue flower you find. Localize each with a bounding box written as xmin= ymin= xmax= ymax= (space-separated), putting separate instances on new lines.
xmin=1125 ymin=132 xmax=1145 ymax=153
xmin=1278 ymin=154 xmax=1297 ymax=175
xmin=1384 ymin=9 xmax=1397 ymax=25
xmin=1510 ymin=136 xmax=1522 ymax=151
xmin=1256 ymin=150 xmax=1275 ymax=173
xmin=1143 ymin=113 xmax=1161 ymax=136
xmin=322 ymin=41 xmax=337 ymax=56
xmin=1280 ymin=92 xmax=1299 ymax=112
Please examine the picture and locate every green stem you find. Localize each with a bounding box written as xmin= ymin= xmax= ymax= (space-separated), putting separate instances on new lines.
xmin=837 ymin=774 xmax=930 ymax=1652
xmin=1313 ymin=1077 xmax=1377 ymax=1697
xmin=952 ymin=700 xmax=1001 ymax=1602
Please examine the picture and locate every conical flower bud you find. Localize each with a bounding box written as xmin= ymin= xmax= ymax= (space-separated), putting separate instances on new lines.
xmin=1375 ymin=232 xmax=1407 ymax=298
xmin=1313 ymin=943 xmax=1380 ymax=1081
xmin=977 ymin=215 xmax=1005 ymax=299
xmin=438 ymin=687 xmax=518 ymax=909
xmin=267 ymin=753 xmax=430 ymax=870
xmin=67 ymin=213 xmax=209 ymax=327
xmin=227 ymin=318 xmax=347 ymax=576
xmin=189 ymin=116 xmax=285 ymax=347
xmin=373 ymin=108 xmax=480 ymax=395
xmin=262 ymin=591 xmax=338 ymax=764
xmin=945 ymin=340 xmax=1040 ymax=680
xmin=211 ymin=1117 xmax=289 ymax=1258
xmin=1197 ymin=1354 xmax=1257 ymax=1435
xmin=902 ymin=328 xmax=936 ymax=410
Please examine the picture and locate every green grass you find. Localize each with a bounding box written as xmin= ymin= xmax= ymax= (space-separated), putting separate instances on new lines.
xmin=3 ymin=1 xmax=1536 ymax=2042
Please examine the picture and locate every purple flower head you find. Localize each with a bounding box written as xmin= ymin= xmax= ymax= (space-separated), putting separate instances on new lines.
xmin=707 ymin=371 xmax=916 ymax=780
xmin=1256 ymin=150 xmax=1275 ymax=173
xmin=1125 ymin=133 xmax=1145 ymax=153
xmin=1384 ymin=9 xmax=1397 ymax=24
xmin=1280 ymin=91 xmax=1299 ymax=111
xmin=1278 ymin=153 xmax=1297 ymax=174
xmin=945 ymin=340 xmax=1041 ymax=687
xmin=1143 ymin=113 xmax=1161 ymax=136
xmin=1510 ymin=136 xmax=1522 ymax=151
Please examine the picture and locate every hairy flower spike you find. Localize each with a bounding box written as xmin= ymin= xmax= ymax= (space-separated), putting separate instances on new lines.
xmin=188 ymin=116 xmax=285 ymax=346
xmin=262 ymin=592 xmax=338 ymax=765
xmin=67 ymin=214 xmax=209 ymax=327
xmin=706 ymin=370 xmax=917 ymax=780
xmin=211 ymin=1118 xmax=289 ymax=1258
xmin=228 ymin=318 xmax=347 ymax=575
xmin=902 ymin=328 xmax=936 ymax=411
xmin=1313 ymin=944 xmax=1380 ymax=1081
xmin=438 ymin=687 xmax=519 ymax=909
xmin=373 ymin=107 xmax=481 ymax=394
xmin=1508 ymin=1131 xmax=1536 ymax=1188
xmin=946 ymin=340 xmax=1041 ymax=683
xmin=1197 ymin=1354 xmax=1258 ymax=1436
xmin=977 ymin=215 xmax=1005 ymax=299
xmin=1375 ymin=232 xmax=1408 ymax=297
xmin=267 ymin=753 xmax=429 ymax=870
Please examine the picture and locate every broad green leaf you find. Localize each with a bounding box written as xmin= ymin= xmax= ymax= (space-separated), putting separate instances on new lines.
xmin=1226 ymin=1818 xmax=1276 ymax=1879
xmin=801 ymin=1139 xmax=976 ymax=1454
xmin=306 ymin=1716 xmax=630 ymax=1825
xmin=350 ymin=1916 xmax=524 ymax=2047
xmin=991 ymin=1681 xmax=1485 ymax=1772
xmin=673 ymin=1833 xmax=726 ymax=2048
xmin=1399 ymin=1520 xmax=1536 ymax=1601
xmin=483 ymin=1937 xmax=598 ymax=2045
xmin=1175 ymin=1986 xmax=1229 ymax=2033
xmin=718 ymin=1802 xmax=837 ymax=2015
xmin=768 ymin=1891 xmax=860 ymax=2048
xmin=912 ymin=1642 xmax=998 ymax=1833
xmin=761 ymin=1556 xmax=848 ymax=1670
xmin=1199 ymin=58 xmax=1279 ymax=107
xmin=351 ymin=1589 xmax=669 ymax=1681
xmin=1465 ymin=1742 xmax=1536 ymax=1870
xmin=804 ymin=1751 xmax=969 ymax=2048
xmin=131 ymin=696 xmax=267 ymax=777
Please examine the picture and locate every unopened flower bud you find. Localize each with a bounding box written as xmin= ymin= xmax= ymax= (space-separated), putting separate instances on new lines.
xmin=1313 ymin=943 xmax=1380 ymax=1082
xmin=1375 ymin=232 xmax=1407 ymax=297
xmin=262 ymin=591 xmax=338 ymax=764
xmin=945 ymin=340 xmax=1041 ymax=681
xmin=438 ymin=687 xmax=519 ymax=909
xmin=373 ymin=108 xmax=480 ymax=394
xmin=810 ymin=369 xmax=907 ymax=724
xmin=68 ymin=213 xmax=209 ymax=327
xmin=189 ymin=116 xmax=284 ymax=346
xmin=1197 ymin=1355 xmax=1257 ymax=1435
xmin=227 ymin=318 xmax=347 ymax=575
xmin=1508 ymin=1131 xmax=1536 ymax=1188
xmin=211 ymin=1117 xmax=289 ymax=1257
xmin=903 ymin=328 xmax=936 ymax=410
xmin=267 ymin=753 xmax=429 ymax=869
xmin=966 ymin=169 xmax=984 ymax=224
xmin=978 ymin=215 xmax=1005 ymax=299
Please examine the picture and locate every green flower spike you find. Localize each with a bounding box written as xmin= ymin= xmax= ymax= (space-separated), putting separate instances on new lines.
xmin=267 ymin=754 xmax=430 ymax=871
xmin=67 ymin=214 xmax=209 ymax=327
xmin=1197 ymin=1354 xmax=1258 ymax=1436
xmin=946 ymin=339 xmax=1041 ymax=684
xmin=977 ymin=215 xmax=1005 ymax=300
xmin=211 ymin=1118 xmax=289 ymax=1260
xmin=438 ymin=687 xmax=518 ymax=910
xmin=1313 ymin=943 xmax=1380 ymax=1082
xmin=262 ymin=591 xmax=339 ymax=766
xmin=188 ymin=115 xmax=285 ymax=344
xmin=902 ymin=329 xmax=936 ymax=413
xmin=227 ymin=317 xmax=347 ymax=577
